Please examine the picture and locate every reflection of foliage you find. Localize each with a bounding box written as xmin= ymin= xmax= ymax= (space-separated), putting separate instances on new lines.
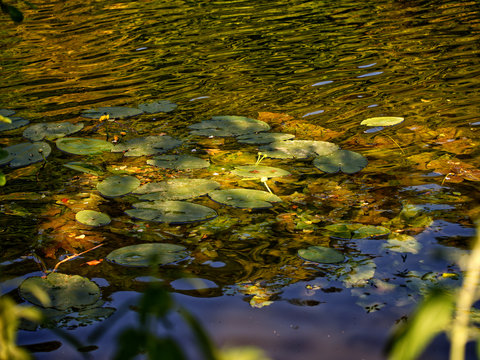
xmin=0 ymin=0 xmax=23 ymax=23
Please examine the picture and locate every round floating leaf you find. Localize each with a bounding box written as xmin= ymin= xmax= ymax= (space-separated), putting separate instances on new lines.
xmin=360 ymin=117 xmax=404 ymax=127
xmin=0 ymin=117 xmax=29 ymax=132
xmin=19 ymin=273 xmax=101 ymax=310
xmin=135 ymin=178 xmax=220 ymax=201
xmin=126 ymin=201 xmax=217 ymax=224
xmin=259 ymin=140 xmax=339 ymax=159
xmin=23 ymin=122 xmax=84 ymax=141
xmin=56 ymin=137 xmax=114 ymax=155
xmin=97 ymin=175 xmax=140 ymax=197
xmin=75 ymin=210 xmax=111 ymax=226
xmin=63 ymin=161 xmax=104 ymax=176
xmin=298 ymin=246 xmax=345 ymax=264
xmin=147 ymin=154 xmax=209 ymax=170
xmin=111 ymin=135 xmax=182 ymax=156
xmin=0 ymin=142 xmax=51 ymax=168
xmin=189 ymin=116 xmax=270 ymax=137
xmin=231 ymin=165 xmax=290 ymax=179
xmin=81 ymin=106 xmax=143 ymax=119
xmin=208 ymin=188 xmax=282 ymax=209
xmin=106 ymin=243 xmax=188 ymax=267
xmin=236 ymin=132 xmax=295 ymax=144
xmin=313 ymin=149 xmax=368 ymax=174
xmin=138 ymin=100 xmax=177 ymax=114
xmin=324 ymin=223 xmax=390 ymax=239
xmin=0 ymin=109 xmax=15 ymax=117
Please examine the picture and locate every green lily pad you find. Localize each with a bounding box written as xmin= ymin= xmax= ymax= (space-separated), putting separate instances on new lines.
xmin=382 ymin=234 xmax=422 ymax=254
xmin=189 ymin=115 xmax=270 ymax=137
xmin=236 ymin=132 xmax=295 ymax=144
xmin=0 ymin=117 xmax=29 ymax=132
xmin=63 ymin=161 xmax=104 ymax=176
xmin=111 ymin=135 xmax=182 ymax=156
xmin=324 ymin=223 xmax=390 ymax=239
xmin=298 ymin=246 xmax=345 ymax=264
xmin=106 ymin=243 xmax=189 ymax=267
xmin=75 ymin=210 xmax=111 ymax=226
xmin=81 ymin=106 xmax=143 ymax=119
xmin=313 ymin=149 xmax=368 ymax=174
xmin=23 ymin=122 xmax=84 ymax=141
xmin=0 ymin=109 xmax=15 ymax=117
xmin=0 ymin=142 xmax=51 ymax=168
xmin=231 ymin=165 xmax=291 ymax=179
xmin=208 ymin=188 xmax=282 ymax=209
xmin=147 ymin=154 xmax=210 ymax=170
xmin=97 ymin=175 xmax=140 ymax=197
xmin=138 ymin=100 xmax=177 ymax=114
xmin=360 ymin=117 xmax=404 ymax=126
xmin=126 ymin=201 xmax=217 ymax=224
xmin=259 ymin=140 xmax=339 ymax=159
xmin=135 ymin=178 xmax=220 ymax=201
xmin=56 ymin=137 xmax=114 ymax=155
xmin=19 ymin=273 xmax=101 ymax=311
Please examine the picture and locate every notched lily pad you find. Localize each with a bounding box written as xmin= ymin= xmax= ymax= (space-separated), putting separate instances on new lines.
xmin=135 ymin=178 xmax=220 ymax=201
xmin=63 ymin=161 xmax=104 ymax=176
xmin=0 ymin=141 xmax=51 ymax=168
xmin=138 ymin=100 xmax=177 ymax=114
xmin=76 ymin=210 xmax=111 ymax=226
xmin=56 ymin=137 xmax=114 ymax=155
xmin=81 ymin=106 xmax=143 ymax=119
xmin=298 ymin=246 xmax=345 ymax=264
xmin=231 ymin=165 xmax=291 ymax=179
xmin=126 ymin=200 xmax=217 ymax=224
xmin=208 ymin=188 xmax=282 ymax=209
xmin=0 ymin=117 xmax=29 ymax=132
xmin=147 ymin=154 xmax=210 ymax=170
xmin=106 ymin=243 xmax=189 ymax=267
xmin=189 ymin=115 xmax=270 ymax=137
xmin=360 ymin=117 xmax=404 ymax=127
xmin=324 ymin=223 xmax=390 ymax=239
xmin=97 ymin=175 xmax=140 ymax=198
xmin=313 ymin=149 xmax=368 ymax=174
xmin=23 ymin=122 xmax=84 ymax=141
xmin=259 ymin=140 xmax=339 ymax=159
xmin=236 ymin=132 xmax=295 ymax=144
xmin=111 ymin=135 xmax=182 ymax=156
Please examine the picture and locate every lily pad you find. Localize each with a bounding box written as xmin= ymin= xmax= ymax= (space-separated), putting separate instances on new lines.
xmin=313 ymin=149 xmax=368 ymax=174
xmin=231 ymin=165 xmax=291 ymax=179
xmin=189 ymin=115 xmax=270 ymax=137
xmin=360 ymin=117 xmax=404 ymax=127
xmin=259 ymin=140 xmax=339 ymax=159
xmin=23 ymin=122 xmax=84 ymax=141
xmin=236 ymin=132 xmax=295 ymax=144
xmin=126 ymin=201 xmax=217 ymax=224
xmin=0 ymin=141 xmax=51 ymax=168
xmin=324 ymin=223 xmax=390 ymax=240
xmin=81 ymin=106 xmax=143 ymax=119
xmin=147 ymin=154 xmax=210 ymax=170
xmin=63 ymin=161 xmax=104 ymax=176
xmin=106 ymin=243 xmax=189 ymax=267
xmin=208 ymin=188 xmax=282 ymax=209
xmin=138 ymin=100 xmax=177 ymax=114
xmin=0 ymin=109 xmax=15 ymax=117
xmin=56 ymin=137 xmax=114 ymax=155
xmin=135 ymin=178 xmax=220 ymax=200
xmin=298 ymin=246 xmax=345 ymax=264
xmin=97 ymin=175 xmax=140 ymax=198
xmin=75 ymin=210 xmax=111 ymax=226
xmin=19 ymin=273 xmax=101 ymax=310
xmin=0 ymin=117 xmax=29 ymax=132
xmin=111 ymin=135 xmax=182 ymax=156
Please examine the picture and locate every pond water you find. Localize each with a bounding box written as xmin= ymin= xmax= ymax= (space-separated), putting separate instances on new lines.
xmin=1 ymin=0 xmax=480 ymax=359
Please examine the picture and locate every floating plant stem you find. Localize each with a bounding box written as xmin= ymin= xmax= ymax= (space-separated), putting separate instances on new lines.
xmin=255 ymin=152 xmax=267 ymax=166
xmin=36 ymin=148 xmax=48 ymax=181
xmin=261 ymin=177 xmax=273 ymax=194
xmin=384 ymin=133 xmax=405 ymax=156
xmin=52 ymin=244 xmax=103 ymax=273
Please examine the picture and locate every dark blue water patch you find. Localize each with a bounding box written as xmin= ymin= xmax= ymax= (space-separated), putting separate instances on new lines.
xmin=302 ymin=109 xmax=324 ymax=117
xmin=357 ymin=71 xmax=383 ymax=78
xmin=312 ymin=80 xmax=334 ymax=86
xmin=358 ymin=63 xmax=377 ymax=69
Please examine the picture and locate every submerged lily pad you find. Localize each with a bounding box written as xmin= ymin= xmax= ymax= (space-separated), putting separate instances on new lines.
xmin=189 ymin=116 xmax=270 ymax=137
xmin=298 ymin=246 xmax=345 ymax=264
xmin=324 ymin=223 xmax=390 ymax=239
xmin=360 ymin=117 xmax=404 ymax=127
xmin=147 ymin=154 xmax=210 ymax=170
xmin=75 ymin=210 xmax=111 ymax=226
xmin=81 ymin=106 xmax=143 ymax=119
xmin=97 ymin=175 xmax=140 ymax=198
xmin=231 ymin=165 xmax=290 ymax=179
xmin=0 ymin=142 xmax=51 ymax=168
xmin=56 ymin=137 xmax=114 ymax=155
xmin=208 ymin=188 xmax=282 ymax=209
xmin=259 ymin=140 xmax=339 ymax=159
xmin=23 ymin=122 xmax=84 ymax=141
xmin=236 ymin=132 xmax=295 ymax=144
xmin=126 ymin=200 xmax=217 ymax=224
xmin=135 ymin=178 xmax=220 ymax=201
xmin=111 ymin=135 xmax=182 ymax=156
xmin=138 ymin=100 xmax=177 ymax=114
xmin=313 ymin=149 xmax=368 ymax=174
xmin=19 ymin=273 xmax=101 ymax=310
xmin=63 ymin=161 xmax=104 ymax=176
xmin=0 ymin=109 xmax=15 ymax=117
xmin=106 ymin=243 xmax=188 ymax=267
xmin=0 ymin=117 xmax=29 ymax=132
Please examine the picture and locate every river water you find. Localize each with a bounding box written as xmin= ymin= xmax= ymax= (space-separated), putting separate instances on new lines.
xmin=1 ymin=0 xmax=480 ymax=359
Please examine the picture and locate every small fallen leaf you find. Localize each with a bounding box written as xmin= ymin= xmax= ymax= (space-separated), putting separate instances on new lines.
xmin=84 ymin=259 xmax=103 ymax=266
